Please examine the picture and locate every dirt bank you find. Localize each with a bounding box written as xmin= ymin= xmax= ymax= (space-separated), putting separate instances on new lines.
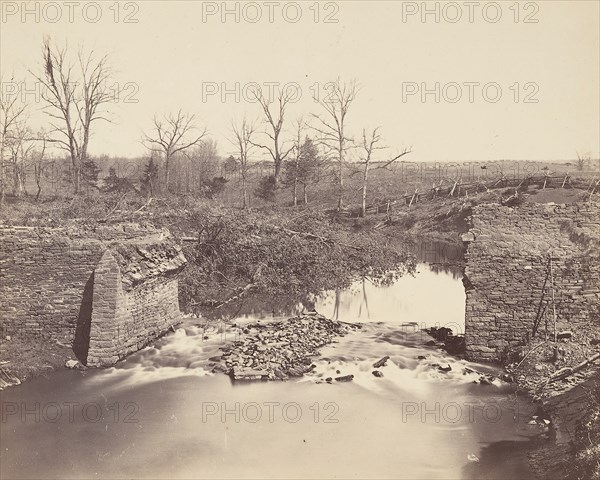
xmin=0 ymin=335 xmax=73 ymax=389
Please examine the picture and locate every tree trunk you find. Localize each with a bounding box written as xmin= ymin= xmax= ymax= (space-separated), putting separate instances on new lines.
xmin=0 ymin=142 xmax=5 ymax=204
xmin=361 ymin=162 xmax=369 ymax=217
xmin=165 ymin=156 xmax=171 ymax=192
xmin=273 ymin=131 xmax=281 ymax=187
xmin=337 ymin=138 xmax=344 ymax=211
xmin=242 ymin=175 xmax=248 ymax=209
xmin=16 ymin=168 xmax=25 ymax=197
xmin=304 ymin=184 xmax=308 ymax=204
xmin=293 ymin=177 xmax=298 ymax=207
xmin=70 ymin=152 xmax=80 ymax=194
xmin=74 ymin=163 xmax=81 ymax=194
xmin=35 ymin=165 xmax=42 ymax=201
xmin=273 ymin=161 xmax=280 ymax=187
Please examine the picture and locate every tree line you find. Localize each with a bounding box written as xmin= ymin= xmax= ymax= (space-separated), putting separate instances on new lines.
xmin=2 ymin=38 xmax=412 ymax=214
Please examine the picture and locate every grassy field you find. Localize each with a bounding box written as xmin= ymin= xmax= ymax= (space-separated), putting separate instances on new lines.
xmin=6 ymin=157 xmax=599 ymax=213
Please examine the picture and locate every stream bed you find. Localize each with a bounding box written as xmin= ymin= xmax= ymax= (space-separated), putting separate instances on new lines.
xmin=0 ymin=263 xmax=543 ymax=479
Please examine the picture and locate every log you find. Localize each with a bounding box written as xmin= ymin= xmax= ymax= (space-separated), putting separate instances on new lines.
xmin=546 ymin=352 xmax=600 ymax=383
xmin=373 ymin=356 xmax=390 ymax=368
xmin=449 ymin=180 xmax=458 ymax=196
xmin=214 ymin=282 xmax=256 ymax=309
xmin=272 ymin=225 xmax=364 ymax=251
xmin=133 ymin=197 xmax=153 ymax=214
xmin=408 ymin=189 xmax=418 ymax=208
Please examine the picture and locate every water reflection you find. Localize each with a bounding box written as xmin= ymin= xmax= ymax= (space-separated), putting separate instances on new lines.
xmin=204 ymin=261 xmax=464 ymax=336
xmin=409 ymin=238 xmax=465 ymax=279
xmin=316 ymin=264 xmax=465 ymax=332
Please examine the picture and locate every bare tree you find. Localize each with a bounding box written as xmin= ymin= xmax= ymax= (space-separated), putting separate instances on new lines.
xmin=31 ymin=38 xmax=116 ymax=194
xmin=250 ymin=86 xmax=295 ymax=187
xmin=357 ymin=127 xmax=411 ymax=217
xmin=3 ymin=119 xmax=49 ymax=200
xmin=576 ymin=151 xmax=591 ymax=172
xmin=358 ymin=128 xmax=385 ymax=217
xmin=6 ymin=122 xmax=33 ymax=196
xmin=32 ymin=134 xmax=48 ymax=201
xmin=13 ymin=127 xmax=49 ymax=201
xmin=312 ymin=78 xmax=359 ymax=211
xmin=288 ymin=116 xmax=307 ymax=207
xmin=143 ymin=110 xmax=207 ymax=192
xmin=0 ymin=75 xmax=28 ymax=203
xmin=230 ymin=118 xmax=257 ymax=209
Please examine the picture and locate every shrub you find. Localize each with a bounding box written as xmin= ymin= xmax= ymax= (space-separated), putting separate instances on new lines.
xmin=254 ymin=175 xmax=277 ymax=202
xmin=200 ymin=176 xmax=228 ymax=199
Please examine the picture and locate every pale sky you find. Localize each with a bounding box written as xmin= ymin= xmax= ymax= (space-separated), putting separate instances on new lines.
xmin=1 ymin=0 xmax=599 ymax=162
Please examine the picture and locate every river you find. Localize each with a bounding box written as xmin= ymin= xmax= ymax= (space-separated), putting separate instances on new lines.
xmin=0 ymin=258 xmax=542 ymax=479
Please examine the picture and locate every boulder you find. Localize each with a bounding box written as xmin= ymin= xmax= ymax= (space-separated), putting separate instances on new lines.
xmin=231 ymin=367 xmax=269 ymax=381
xmin=65 ymin=359 xmax=81 ymax=369
xmin=557 ymin=331 xmax=573 ymax=341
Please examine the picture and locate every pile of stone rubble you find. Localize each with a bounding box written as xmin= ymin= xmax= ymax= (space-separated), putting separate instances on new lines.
xmin=211 ymin=312 xmax=361 ymax=381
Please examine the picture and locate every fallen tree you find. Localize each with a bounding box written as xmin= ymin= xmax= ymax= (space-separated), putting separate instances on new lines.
xmin=546 ymin=352 xmax=600 ymax=384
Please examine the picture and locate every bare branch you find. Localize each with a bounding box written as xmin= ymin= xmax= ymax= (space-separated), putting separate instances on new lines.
xmin=142 ymin=110 xmax=207 ymax=191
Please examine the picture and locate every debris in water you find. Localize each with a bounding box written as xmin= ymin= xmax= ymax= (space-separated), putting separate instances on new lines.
xmin=373 ymin=356 xmax=390 ymax=368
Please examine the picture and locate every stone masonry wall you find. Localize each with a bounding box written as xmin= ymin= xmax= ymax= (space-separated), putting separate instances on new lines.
xmin=463 ymin=203 xmax=600 ymax=361
xmin=86 ymin=250 xmax=183 ymax=366
xmin=0 ymin=223 xmax=186 ymax=366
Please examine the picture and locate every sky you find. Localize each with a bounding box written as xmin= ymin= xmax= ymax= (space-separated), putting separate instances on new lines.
xmin=1 ymin=0 xmax=599 ymax=163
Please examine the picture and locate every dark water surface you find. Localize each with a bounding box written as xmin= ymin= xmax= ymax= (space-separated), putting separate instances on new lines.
xmin=0 ymin=263 xmax=539 ymax=479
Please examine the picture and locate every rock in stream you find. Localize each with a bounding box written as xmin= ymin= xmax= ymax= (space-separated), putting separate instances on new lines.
xmin=212 ymin=312 xmax=361 ymax=381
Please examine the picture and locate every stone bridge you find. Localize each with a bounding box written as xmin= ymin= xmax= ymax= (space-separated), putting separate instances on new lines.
xmin=462 ymin=202 xmax=600 ymax=361
xmin=0 ymin=223 xmax=186 ymax=366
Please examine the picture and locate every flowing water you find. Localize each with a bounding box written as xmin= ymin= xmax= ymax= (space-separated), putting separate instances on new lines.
xmin=0 ymin=260 xmax=542 ymax=479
